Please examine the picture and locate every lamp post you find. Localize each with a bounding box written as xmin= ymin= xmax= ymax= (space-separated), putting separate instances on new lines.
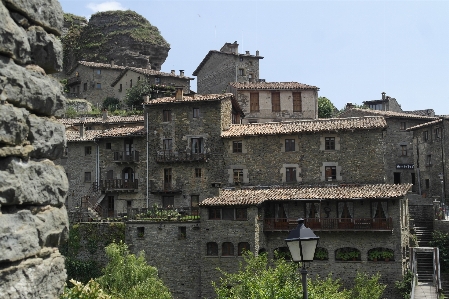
xmin=285 ymin=218 xmax=319 ymax=299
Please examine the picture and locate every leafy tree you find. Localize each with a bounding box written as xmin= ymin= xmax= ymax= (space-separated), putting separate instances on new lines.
xmin=318 ymin=96 xmax=337 ymax=118
xmin=96 ymin=241 xmax=172 ymax=299
xmin=102 ymin=97 xmax=121 ymax=111
xmin=394 ymin=270 xmax=413 ymax=299
xmin=213 ymin=252 xmax=385 ymax=299
xmin=125 ymin=80 xmax=175 ymax=109
xmin=430 ymin=231 xmax=449 ymax=269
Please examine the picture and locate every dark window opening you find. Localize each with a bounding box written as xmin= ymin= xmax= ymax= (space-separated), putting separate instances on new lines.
xmin=137 ymin=227 xmax=144 ymax=238
xmin=209 ymin=208 xmax=221 ymax=220
xmin=222 ymin=242 xmax=234 ymax=256
xmin=85 ymin=146 xmax=92 ymax=155
xmin=394 ymin=172 xmax=401 ymax=184
xmin=195 ymin=168 xmax=202 ymax=178
xmin=106 ymin=143 xmax=111 ymax=149
xmin=162 ymin=196 xmax=174 ymax=208
xmin=193 ymin=108 xmax=200 ymax=118
xmin=325 ymin=166 xmax=336 ymax=180
xmin=84 ymin=172 xmax=91 ymax=182
xmin=238 ymin=242 xmax=250 ymax=256
xmin=236 ymin=208 xmax=247 ymax=220
xmin=271 ymin=92 xmax=280 ymax=112
xmin=233 ymin=141 xmax=242 ymax=153
xmin=325 ymin=137 xmax=335 ymax=150
xmin=191 ymin=138 xmax=203 ymax=154
xmin=207 ymin=242 xmax=218 ymax=256
xmin=285 ymin=139 xmax=295 ymax=152
xmin=163 ymin=110 xmax=172 ymax=122
xmin=286 ymin=167 xmax=296 ymax=182
xmin=233 ymin=169 xmax=243 ymax=184
xmin=222 ymin=208 xmax=234 ymax=220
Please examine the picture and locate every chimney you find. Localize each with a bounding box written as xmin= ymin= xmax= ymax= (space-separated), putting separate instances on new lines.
xmin=171 ymin=70 xmax=175 ymax=75
xmin=102 ymin=109 xmax=108 ymax=120
xmin=110 ymin=59 xmax=115 ymax=66
xmin=256 ymin=50 xmax=259 ymax=56
xmin=79 ymin=124 xmax=85 ymax=139
xmin=245 ymin=51 xmax=250 ymax=55
xmin=179 ymin=70 xmax=184 ymax=77
xmin=175 ymin=86 xmax=184 ymax=100
xmin=382 ymin=92 xmax=386 ymax=100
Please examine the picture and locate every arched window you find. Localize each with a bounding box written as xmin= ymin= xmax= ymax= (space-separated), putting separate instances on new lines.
xmin=335 ymin=247 xmax=361 ymax=261
xmin=238 ymin=242 xmax=250 ymax=256
xmin=314 ymin=247 xmax=328 ymax=260
xmin=274 ymin=247 xmax=291 ymax=260
xmin=206 ymin=242 xmax=218 ymax=256
xmin=222 ymin=242 xmax=234 ymax=256
xmin=368 ymin=247 xmax=394 ymax=262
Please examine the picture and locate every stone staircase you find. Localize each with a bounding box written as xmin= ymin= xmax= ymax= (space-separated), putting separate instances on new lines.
xmin=416 ymin=251 xmax=434 ymax=283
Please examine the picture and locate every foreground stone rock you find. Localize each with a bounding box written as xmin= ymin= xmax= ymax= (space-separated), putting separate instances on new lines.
xmin=27 ymin=114 xmax=66 ymax=159
xmin=0 ymin=103 xmax=29 ymax=146
xmin=27 ymin=26 xmax=63 ymax=74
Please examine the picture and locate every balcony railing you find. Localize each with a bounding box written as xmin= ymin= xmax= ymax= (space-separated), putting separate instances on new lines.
xmin=263 ymin=217 xmax=393 ymax=232
xmin=149 ymin=180 xmax=182 ymax=193
xmin=67 ymin=76 xmax=81 ymax=86
xmin=98 ymin=179 xmax=138 ymax=192
xmin=113 ymin=151 xmax=139 ymax=163
xmin=156 ymin=150 xmax=209 ymax=163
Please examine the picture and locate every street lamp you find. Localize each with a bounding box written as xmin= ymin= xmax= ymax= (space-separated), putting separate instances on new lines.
xmin=285 ymin=218 xmax=319 ymax=299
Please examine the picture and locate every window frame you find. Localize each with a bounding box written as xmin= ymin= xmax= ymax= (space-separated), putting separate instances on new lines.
xmin=193 ymin=108 xmax=200 ymax=118
xmin=292 ymin=92 xmax=302 ymax=112
xmin=233 ymin=169 xmax=244 ymax=184
xmin=400 ymin=122 xmax=406 ymax=130
xmin=206 ymin=242 xmax=218 ymax=256
xmin=401 ymin=145 xmax=407 ymax=156
xmin=191 ymin=137 xmax=204 ymax=154
xmin=285 ymin=139 xmax=295 ymax=152
xmin=233 ymin=140 xmax=243 ymax=153
xmin=162 ymin=196 xmax=174 ymax=208
xmin=163 ymin=110 xmax=172 ymax=122
xmin=96 ymin=83 xmax=101 ymax=89
xmin=435 ymin=127 xmax=441 ymax=139
xmin=163 ymin=139 xmax=172 ymax=152
xmin=271 ymin=91 xmax=281 ymax=112
xmin=423 ymin=130 xmax=429 ymax=142
xmin=96 ymin=69 xmax=101 ymax=75
xmin=222 ymin=242 xmax=234 ymax=256
xmin=164 ymin=168 xmax=172 ymax=187
xmin=235 ymin=208 xmax=248 ymax=220
xmin=105 ymin=143 xmax=112 ymax=149
xmin=250 ymin=92 xmax=259 ymax=112
xmin=325 ymin=166 xmax=337 ymax=180
xmin=238 ymin=242 xmax=250 ymax=256
xmin=83 ymin=83 xmax=87 ymax=91
xmin=325 ymin=137 xmax=336 ymax=150
xmin=285 ymin=167 xmax=297 ymax=183
xmin=195 ymin=168 xmax=202 ymax=178
xmin=426 ymin=155 xmax=432 ymax=166
xmin=84 ymin=172 xmax=92 ymax=182
xmin=209 ymin=208 xmax=221 ymax=220
xmin=85 ymin=146 xmax=92 ymax=155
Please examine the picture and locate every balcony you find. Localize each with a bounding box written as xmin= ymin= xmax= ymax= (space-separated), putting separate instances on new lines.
xmin=67 ymin=76 xmax=81 ymax=86
xmin=263 ymin=217 xmax=393 ymax=232
xmin=98 ymin=179 xmax=138 ymax=192
xmin=150 ymin=180 xmax=182 ymax=194
xmin=156 ymin=150 xmax=209 ymax=163
xmin=113 ymin=151 xmax=139 ymax=163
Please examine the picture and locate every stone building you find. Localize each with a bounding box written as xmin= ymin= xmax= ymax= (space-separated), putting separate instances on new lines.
xmin=193 ymin=42 xmax=263 ymax=94
xmin=0 ymin=0 xmax=69 ymax=297
xmin=407 ymin=117 xmax=449 ymax=200
xmin=227 ymin=81 xmax=319 ymax=123
xmin=143 ymin=91 xmax=243 ymax=212
xmin=339 ymin=108 xmax=437 ymax=188
xmin=65 ymin=61 xmax=193 ymax=106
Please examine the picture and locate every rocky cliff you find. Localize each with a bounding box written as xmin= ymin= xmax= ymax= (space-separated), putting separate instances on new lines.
xmin=62 ymin=10 xmax=170 ymax=73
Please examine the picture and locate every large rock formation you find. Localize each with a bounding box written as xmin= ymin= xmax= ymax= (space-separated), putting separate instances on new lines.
xmin=62 ymin=10 xmax=170 ymax=73
xmin=0 ymin=0 xmax=69 ymax=298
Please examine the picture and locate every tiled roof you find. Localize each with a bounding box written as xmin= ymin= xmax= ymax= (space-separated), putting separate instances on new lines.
xmin=67 ymin=61 xmax=126 ymax=75
xmin=59 ymin=115 xmax=144 ymax=126
xmin=221 ymin=116 xmax=386 ymax=138
xmin=340 ymin=108 xmax=438 ymax=120
xmin=66 ymin=126 xmax=145 ymax=141
xmin=193 ymin=50 xmax=263 ymax=76
xmin=144 ymin=93 xmax=234 ymax=105
xmin=229 ymin=82 xmax=319 ymax=90
xmin=200 ymin=184 xmax=412 ymax=206
xmin=111 ymin=66 xmax=194 ymax=87
xmin=406 ymin=119 xmax=443 ymax=131
xmin=403 ymin=109 xmax=435 ymax=117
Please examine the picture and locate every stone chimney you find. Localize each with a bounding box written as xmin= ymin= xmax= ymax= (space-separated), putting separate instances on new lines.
xmin=245 ymin=51 xmax=250 ymax=55
xmin=382 ymin=92 xmax=386 ymax=100
xmin=179 ymin=70 xmax=184 ymax=77
xmin=175 ymin=86 xmax=184 ymax=100
xmin=102 ymin=109 xmax=108 ymax=120
xmin=171 ymin=70 xmax=175 ymax=75
xmin=110 ymin=59 xmax=115 ymax=66
xmin=79 ymin=123 xmax=85 ymax=139
xmin=256 ymin=50 xmax=259 ymax=56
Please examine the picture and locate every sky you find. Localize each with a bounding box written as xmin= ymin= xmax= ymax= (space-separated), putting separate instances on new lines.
xmin=58 ymin=0 xmax=449 ymax=114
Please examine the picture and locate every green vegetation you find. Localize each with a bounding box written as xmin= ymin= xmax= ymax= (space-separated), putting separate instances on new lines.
xmin=395 ymin=270 xmax=413 ymax=299
xmin=318 ymin=96 xmax=337 ymax=118
xmin=102 ymin=97 xmax=121 ymax=111
xmin=213 ymin=251 xmax=386 ymax=299
xmin=314 ymin=247 xmax=328 ymax=260
xmin=125 ymin=80 xmax=175 ymax=108
xmin=430 ymin=231 xmax=449 ymax=270
xmin=336 ymin=248 xmax=360 ymax=261
xmin=368 ymin=249 xmax=394 ymax=261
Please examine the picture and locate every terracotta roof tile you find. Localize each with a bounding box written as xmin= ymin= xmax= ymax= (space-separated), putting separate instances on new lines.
xmin=66 ymin=130 xmax=102 ymax=141
xmin=221 ymin=116 xmax=386 ymax=138
xmin=59 ymin=115 xmax=144 ymax=126
xmin=66 ymin=126 xmax=145 ymax=141
xmin=341 ymin=108 xmax=438 ymax=120
xmin=229 ymin=81 xmax=319 ymax=90
xmin=406 ymin=119 xmax=443 ymax=131
xmin=144 ymin=93 xmax=234 ymax=105
xmin=200 ymin=184 xmax=412 ymax=206
xmin=193 ymin=50 xmax=263 ymax=76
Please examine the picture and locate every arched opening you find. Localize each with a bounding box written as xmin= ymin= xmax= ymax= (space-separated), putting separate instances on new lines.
xmin=335 ymin=247 xmax=360 ymax=261
xmin=368 ymin=247 xmax=394 ymax=262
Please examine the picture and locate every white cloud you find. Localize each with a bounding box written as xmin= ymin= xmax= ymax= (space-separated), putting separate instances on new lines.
xmin=86 ymin=1 xmax=126 ymax=13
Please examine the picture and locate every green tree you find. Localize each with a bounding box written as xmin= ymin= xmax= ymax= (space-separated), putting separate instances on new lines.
xmin=125 ymin=80 xmax=175 ymax=109
xmin=96 ymin=241 xmax=172 ymax=299
xmin=103 ymin=97 xmax=121 ymax=111
xmin=318 ymin=97 xmax=337 ymax=118
xmin=61 ymin=279 xmax=111 ymax=299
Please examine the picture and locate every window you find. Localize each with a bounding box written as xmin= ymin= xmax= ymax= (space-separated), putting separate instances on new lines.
xmin=119 ymin=84 xmax=122 ymax=92
xmin=130 ymin=79 xmax=132 ymax=88
xmin=207 ymin=242 xmax=218 ymax=256
xmin=271 ymin=92 xmax=281 ymax=112
xmin=162 ymin=196 xmax=174 ymax=208
xmin=137 ymin=76 xmax=140 ymax=81
xmin=233 ymin=141 xmax=242 ymax=153
xmin=236 ymin=208 xmax=247 ymax=220
xmin=163 ymin=139 xmax=172 ymax=152
xmin=191 ymin=138 xmax=203 ymax=154
xmin=325 ymin=137 xmax=335 ymax=150
xmin=191 ymin=195 xmax=199 ymax=216
xmin=238 ymin=68 xmax=244 ymax=76
xmin=84 ymin=172 xmax=91 ymax=182
xmin=233 ymin=169 xmax=243 ymax=183
xmin=426 ymin=155 xmax=432 ymax=166
xmin=436 ymin=127 xmax=441 ymax=139
xmin=106 ymin=143 xmax=111 ymax=149
xmin=96 ymin=83 xmax=101 ymax=89
xmin=83 ymin=83 xmax=87 ymax=91
xmin=64 ymin=147 xmax=68 ymax=157
xmin=85 ymin=146 xmax=92 ymax=155
xmin=401 ymin=145 xmax=407 ymax=156
xmin=178 ymin=226 xmax=186 ymax=239
xmin=425 ymin=179 xmax=430 ymax=189
xmin=137 ymin=227 xmax=144 ymax=238
xmin=163 ymin=110 xmax=172 ymax=122
xmin=106 ymin=170 xmax=114 ymax=180
xmin=96 ymin=69 xmax=101 ymax=74
xmin=222 ymin=242 xmax=234 ymax=256
xmin=239 ymin=57 xmax=243 ymax=61
xmin=286 ymin=167 xmax=296 ymax=182
xmin=250 ymin=92 xmax=259 ymax=112
xmin=193 ymin=108 xmax=200 ymax=118
xmin=164 ymin=168 xmax=172 ymax=188
xmin=293 ymin=92 xmax=302 ymax=112
xmin=238 ymin=242 xmax=250 ymax=256
xmin=155 ymin=77 xmax=161 ymax=84
xmin=400 ymin=122 xmax=406 ymax=130
xmin=325 ymin=166 xmax=336 ymax=180
xmin=423 ymin=131 xmax=429 ymax=142
xmin=195 ymin=168 xmax=202 ymax=178
xmin=222 ymin=208 xmax=234 ymax=220
xmin=209 ymin=208 xmax=221 ymax=219
xmin=285 ymin=139 xmax=295 ymax=152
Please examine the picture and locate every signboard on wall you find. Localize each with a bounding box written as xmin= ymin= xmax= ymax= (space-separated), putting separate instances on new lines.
xmin=396 ymin=164 xmax=414 ymax=169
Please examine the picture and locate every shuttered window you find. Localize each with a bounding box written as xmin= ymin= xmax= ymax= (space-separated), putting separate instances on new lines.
xmin=271 ymin=92 xmax=280 ymax=112
xmin=250 ymin=92 xmax=259 ymax=112
xmin=293 ymin=92 xmax=302 ymax=112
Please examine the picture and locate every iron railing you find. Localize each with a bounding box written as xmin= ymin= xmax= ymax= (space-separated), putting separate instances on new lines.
xmin=156 ymin=150 xmax=209 ymax=163
xmin=113 ymin=151 xmax=139 ymax=162
xmin=98 ymin=179 xmax=138 ymax=191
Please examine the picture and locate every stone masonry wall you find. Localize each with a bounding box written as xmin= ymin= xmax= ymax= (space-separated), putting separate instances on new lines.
xmin=0 ymin=1 xmax=69 ymax=298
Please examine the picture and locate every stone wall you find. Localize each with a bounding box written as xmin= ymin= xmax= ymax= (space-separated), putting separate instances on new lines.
xmin=0 ymin=0 xmax=69 ymax=298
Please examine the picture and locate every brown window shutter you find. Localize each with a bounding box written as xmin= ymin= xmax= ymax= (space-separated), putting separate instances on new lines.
xmin=293 ymin=92 xmax=302 ymax=112
xmin=250 ymin=92 xmax=259 ymax=112
xmin=272 ymin=92 xmax=280 ymax=112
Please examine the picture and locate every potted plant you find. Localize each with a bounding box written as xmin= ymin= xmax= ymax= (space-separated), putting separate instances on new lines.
xmin=381 ymin=250 xmax=394 ymax=261
xmin=337 ymin=250 xmax=359 ymax=261
xmin=368 ymin=250 xmax=382 ymax=262
xmin=314 ymin=248 xmax=328 ymax=260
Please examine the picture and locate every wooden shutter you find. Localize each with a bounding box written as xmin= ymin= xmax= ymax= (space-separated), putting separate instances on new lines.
xmin=250 ymin=92 xmax=259 ymax=112
xmin=293 ymin=92 xmax=302 ymax=112
xmin=271 ymin=92 xmax=280 ymax=112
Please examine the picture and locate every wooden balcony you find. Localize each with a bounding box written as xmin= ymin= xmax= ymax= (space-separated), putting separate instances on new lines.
xmin=263 ymin=217 xmax=393 ymax=232
xmin=156 ymin=150 xmax=209 ymax=163
xmin=98 ymin=179 xmax=138 ymax=192
xmin=113 ymin=151 xmax=139 ymax=163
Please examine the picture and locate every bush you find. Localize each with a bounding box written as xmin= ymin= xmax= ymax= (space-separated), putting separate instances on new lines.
xmin=102 ymin=97 xmax=121 ymax=111
xmin=61 ymin=279 xmax=111 ymax=299
xmin=395 ymin=270 xmax=413 ymax=299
